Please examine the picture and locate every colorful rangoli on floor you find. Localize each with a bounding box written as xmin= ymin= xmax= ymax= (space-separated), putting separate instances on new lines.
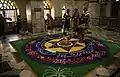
xmin=25 ymin=34 xmax=108 ymax=65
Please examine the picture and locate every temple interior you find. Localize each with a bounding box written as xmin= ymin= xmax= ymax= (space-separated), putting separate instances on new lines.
xmin=0 ymin=0 xmax=120 ymax=77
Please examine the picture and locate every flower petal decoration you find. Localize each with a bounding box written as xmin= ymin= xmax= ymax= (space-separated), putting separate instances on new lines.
xmin=43 ymin=67 xmax=73 ymax=77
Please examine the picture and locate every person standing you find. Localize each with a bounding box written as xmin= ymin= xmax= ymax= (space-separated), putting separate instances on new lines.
xmin=46 ymin=13 xmax=54 ymax=33
xmin=80 ymin=8 xmax=90 ymax=26
xmin=0 ymin=14 xmax=12 ymax=37
xmin=17 ymin=15 xmax=21 ymax=33
xmin=0 ymin=14 xmax=5 ymax=37
xmin=72 ymin=8 xmax=80 ymax=32
xmin=63 ymin=9 xmax=71 ymax=32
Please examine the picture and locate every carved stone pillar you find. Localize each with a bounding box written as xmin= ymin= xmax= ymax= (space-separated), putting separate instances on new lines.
xmin=30 ymin=0 xmax=45 ymax=33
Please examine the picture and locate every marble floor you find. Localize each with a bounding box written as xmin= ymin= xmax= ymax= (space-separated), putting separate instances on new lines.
xmin=0 ymin=25 xmax=120 ymax=77
xmin=6 ymin=26 xmax=120 ymax=43
xmin=89 ymin=26 xmax=120 ymax=44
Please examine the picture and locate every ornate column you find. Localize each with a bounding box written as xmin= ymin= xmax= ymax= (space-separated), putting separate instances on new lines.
xmin=30 ymin=0 xmax=45 ymax=33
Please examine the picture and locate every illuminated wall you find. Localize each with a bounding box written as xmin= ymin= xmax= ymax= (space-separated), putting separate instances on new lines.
xmin=0 ymin=0 xmax=18 ymax=22
xmin=26 ymin=3 xmax=31 ymax=23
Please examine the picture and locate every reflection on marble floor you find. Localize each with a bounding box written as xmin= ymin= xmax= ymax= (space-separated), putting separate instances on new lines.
xmin=89 ymin=26 xmax=120 ymax=44
xmin=0 ymin=26 xmax=120 ymax=77
xmin=7 ymin=34 xmax=20 ymax=42
xmin=0 ymin=40 xmax=36 ymax=77
xmin=6 ymin=26 xmax=120 ymax=43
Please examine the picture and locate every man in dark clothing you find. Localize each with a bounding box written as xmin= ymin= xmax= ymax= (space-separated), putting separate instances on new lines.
xmin=72 ymin=8 xmax=80 ymax=32
xmin=46 ymin=14 xmax=54 ymax=30
xmin=63 ymin=9 xmax=71 ymax=32
xmin=80 ymin=8 xmax=90 ymax=25
xmin=17 ymin=15 xmax=21 ymax=33
xmin=0 ymin=14 xmax=5 ymax=37
xmin=0 ymin=14 xmax=12 ymax=37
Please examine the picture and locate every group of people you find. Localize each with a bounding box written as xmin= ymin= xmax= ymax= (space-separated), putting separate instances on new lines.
xmin=63 ymin=8 xmax=90 ymax=41
xmin=45 ymin=8 xmax=90 ymax=37
xmin=0 ymin=8 xmax=89 ymax=38
xmin=63 ymin=8 xmax=90 ymax=33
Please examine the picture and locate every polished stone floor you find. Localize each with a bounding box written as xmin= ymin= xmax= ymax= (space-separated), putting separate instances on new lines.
xmin=89 ymin=26 xmax=120 ymax=44
xmin=7 ymin=26 xmax=120 ymax=43
xmin=6 ymin=26 xmax=120 ymax=43
xmin=0 ymin=25 xmax=120 ymax=77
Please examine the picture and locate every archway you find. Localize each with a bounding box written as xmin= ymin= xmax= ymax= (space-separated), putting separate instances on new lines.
xmin=0 ymin=0 xmax=19 ymax=33
xmin=0 ymin=0 xmax=18 ymax=22
xmin=43 ymin=0 xmax=54 ymax=20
